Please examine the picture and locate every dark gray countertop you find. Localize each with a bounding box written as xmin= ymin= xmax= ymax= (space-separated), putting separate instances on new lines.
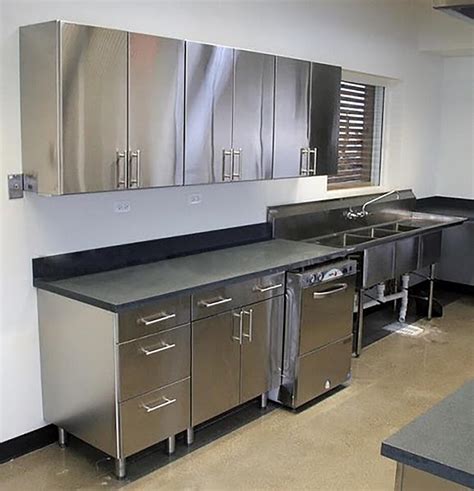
xmin=34 ymin=239 xmax=346 ymax=312
xmin=417 ymin=196 xmax=474 ymax=221
xmin=381 ymin=380 xmax=474 ymax=488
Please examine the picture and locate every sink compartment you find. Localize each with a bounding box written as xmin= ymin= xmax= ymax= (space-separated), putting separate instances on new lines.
xmin=378 ymin=223 xmax=420 ymax=232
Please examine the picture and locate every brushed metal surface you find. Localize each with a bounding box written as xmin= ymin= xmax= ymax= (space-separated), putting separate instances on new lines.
xmin=273 ymin=56 xmax=311 ymax=178
xmin=185 ymin=42 xmax=233 ymax=184
xmin=397 ymin=463 xmax=469 ymax=491
xmin=20 ymin=21 xmax=61 ymax=195
xmin=120 ymin=378 xmax=190 ymax=457
xmin=295 ymin=336 xmax=352 ymax=408
xmin=129 ymin=34 xmax=184 ymax=188
xmin=395 ymin=236 xmax=419 ymax=277
xmin=192 ymin=272 xmax=285 ymax=320
xmin=362 ymin=242 xmax=396 ymax=288
xmin=300 ymin=275 xmax=356 ymax=354
xmin=192 ymin=311 xmax=240 ymax=426
xmin=37 ymin=290 xmax=118 ymax=457
xmin=233 ymin=49 xmax=274 ymax=181
xmin=119 ymin=324 xmax=190 ymax=401
xmin=61 ymin=23 xmax=127 ymax=193
xmin=119 ymin=295 xmax=190 ymax=343
xmin=419 ymin=231 xmax=442 ymax=269
xmin=241 ymin=296 xmax=283 ymax=403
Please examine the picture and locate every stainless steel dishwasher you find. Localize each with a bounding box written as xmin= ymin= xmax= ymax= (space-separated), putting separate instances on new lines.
xmin=269 ymin=259 xmax=357 ymax=408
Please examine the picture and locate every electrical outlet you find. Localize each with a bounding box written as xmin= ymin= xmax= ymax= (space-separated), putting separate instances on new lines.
xmin=188 ymin=193 xmax=202 ymax=205
xmin=114 ymin=201 xmax=131 ymax=213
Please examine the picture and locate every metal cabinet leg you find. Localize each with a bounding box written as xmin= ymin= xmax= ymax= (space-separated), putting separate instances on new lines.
xmin=166 ymin=435 xmax=176 ymax=455
xmin=58 ymin=427 xmax=67 ymax=448
xmin=260 ymin=393 xmax=268 ymax=409
xmin=355 ymin=290 xmax=364 ymax=357
xmin=186 ymin=427 xmax=194 ymax=446
xmin=115 ymin=458 xmax=126 ymax=480
xmin=428 ymin=264 xmax=436 ymax=320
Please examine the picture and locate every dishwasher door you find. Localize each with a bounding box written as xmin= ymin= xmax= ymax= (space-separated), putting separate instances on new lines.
xmin=299 ymin=274 xmax=356 ymax=354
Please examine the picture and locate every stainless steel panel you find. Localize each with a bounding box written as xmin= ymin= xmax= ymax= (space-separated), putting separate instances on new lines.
xmin=299 ymin=275 xmax=356 ymax=354
xmin=192 ymin=311 xmax=240 ymax=425
xmin=129 ymin=34 xmax=184 ymax=188
xmin=119 ymin=324 xmax=190 ymax=401
xmin=397 ymin=463 xmax=469 ymax=491
xmin=233 ymin=50 xmax=274 ymax=181
xmin=37 ymin=291 xmax=118 ymax=457
xmin=273 ymin=56 xmax=311 ymax=178
xmin=61 ymin=23 xmax=127 ymax=193
xmin=363 ymin=242 xmax=396 ymax=288
xmin=185 ymin=42 xmax=233 ymax=184
xmin=20 ymin=21 xmax=60 ymax=195
xmin=241 ymin=296 xmax=283 ymax=403
xmin=119 ymin=295 xmax=190 ymax=343
xmin=121 ymin=378 xmax=190 ymax=457
xmin=295 ymin=336 xmax=352 ymax=408
xmin=419 ymin=231 xmax=442 ymax=268
xmin=192 ymin=273 xmax=285 ymax=320
xmin=395 ymin=236 xmax=419 ymax=276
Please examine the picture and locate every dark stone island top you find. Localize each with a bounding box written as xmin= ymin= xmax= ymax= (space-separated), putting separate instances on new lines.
xmin=381 ymin=380 xmax=474 ymax=489
xmin=34 ymin=239 xmax=346 ymax=312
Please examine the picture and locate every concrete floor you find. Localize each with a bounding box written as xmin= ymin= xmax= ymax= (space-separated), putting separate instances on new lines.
xmin=1 ymin=294 xmax=473 ymax=490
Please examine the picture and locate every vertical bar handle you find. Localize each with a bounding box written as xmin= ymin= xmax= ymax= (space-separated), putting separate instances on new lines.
xmin=222 ymin=149 xmax=233 ymax=181
xmin=116 ymin=151 xmax=127 ymax=189
xmin=309 ymin=147 xmax=318 ymax=175
xmin=243 ymin=309 xmax=253 ymax=342
xmin=232 ymin=148 xmax=242 ymax=180
xmin=300 ymin=148 xmax=309 ymax=176
xmin=232 ymin=311 xmax=243 ymax=344
xmin=129 ymin=149 xmax=141 ymax=188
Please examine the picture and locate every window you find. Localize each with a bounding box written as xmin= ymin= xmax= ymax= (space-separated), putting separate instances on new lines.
xmin=328 ymin=80 xmax=385 ymax=189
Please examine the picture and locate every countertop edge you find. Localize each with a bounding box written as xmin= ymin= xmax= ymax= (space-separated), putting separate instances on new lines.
xmin=381 ymin=442 xmax=474 ymax=489
xmin=34 ymin=247 xmax=348 ymax=313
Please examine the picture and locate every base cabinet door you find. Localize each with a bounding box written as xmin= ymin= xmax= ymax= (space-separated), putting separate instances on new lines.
xmin=240 ymin=297 xmax=281 ymax=403
xmin=192 ymin=311 xmax=241 ymax=426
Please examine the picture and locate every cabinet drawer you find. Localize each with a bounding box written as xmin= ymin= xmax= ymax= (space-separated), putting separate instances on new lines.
xmin=119 ymin=295 xmax=190 ymax=343
xmin=120 ymin=378 xmax=190 ymax=457
xmin=192 ymin=273 xmax=285 ymax=320
xmin=119 ymin=324 xmax=190 ymax=401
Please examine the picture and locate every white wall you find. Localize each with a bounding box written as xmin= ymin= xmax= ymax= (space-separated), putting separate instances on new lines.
xmin=0 ymin=0 xmax=460 ymax=441
xmin=435 ymin=56 xmax=474 ymax=199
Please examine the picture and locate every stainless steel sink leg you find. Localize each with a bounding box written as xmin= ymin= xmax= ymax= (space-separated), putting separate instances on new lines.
xmin=428 ymin=264 xmax=436 ymax=320
xmin=260 ymin=392 xmax=268 ymax=409
xmin=58 ymin=427 xmax=67 ymax=448
xmin=115 ymin=458 xmax=126 ymax=479
xmin=355 ymin=290 xmax=364 ymax=357
xmin=166 ymin=435 xmax=176 ymax=455
xmin=186 ymin=427 xmax=194 ymax=446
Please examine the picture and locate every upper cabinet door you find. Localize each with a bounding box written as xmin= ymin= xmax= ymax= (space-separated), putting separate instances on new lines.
xmin=273 ymin=56 xmax=311 ymax=179
xmin=232 ymin=50 xmax=274 ymax=182
xmin=184 ymin=42 xmax=233 ymax=185
xmin=309 ymin=63 xmax=341 ymax=176
xmin=129 ymin=34 xmax=185 ymax=189
xmin=61 ymin=24 xmax=128 ymax=194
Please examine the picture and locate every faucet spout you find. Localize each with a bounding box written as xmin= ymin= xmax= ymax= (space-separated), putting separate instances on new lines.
xmin=345 ymin=190 xmax=400 ymax=220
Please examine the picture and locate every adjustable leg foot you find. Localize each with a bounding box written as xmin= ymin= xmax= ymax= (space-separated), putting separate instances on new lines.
xmin=115 ymin=458 xmax=126 ymax=480
xmin=186 ymin=427 xmax=194 ymax=446
xmin=58 ymin=427 xmax=67 ymax=448
xmin=260 ymin=393 xmax=268 ymax=409
xmin=166 ymin=435 xmax=176 ymax=455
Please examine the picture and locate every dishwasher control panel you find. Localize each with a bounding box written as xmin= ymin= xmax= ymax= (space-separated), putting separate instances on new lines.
xmin=300 ymin=260 xmax=357 ymax=287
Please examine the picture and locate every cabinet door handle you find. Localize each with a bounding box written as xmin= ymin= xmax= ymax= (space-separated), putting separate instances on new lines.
xmin=232 ymin=148 xmax=242 ymax=180
xmin=141 ymin=397 xmax=176 ymax=413
xmin=199 ymin=297 xmax=233 ymax=308
xmin=116 ymin=151 xmax=127 ymax=189
xmin=140 ymin=343 xmax=176 ymax=356
xmin=232 ymin=311 xmax=243 ymax=344
xmin=139 ymin=312 xmax=176 ymax=326
xmin=254 ymin=283 xmax=283 ymax=293
xmin=309 ymin=147 xmax=318 ymax=176
xmin=129 ymin=149 xmax=141 ymax=188
xmin=313 ymin=283 xmax=348 ymax=299
xmin=242 ymin=309 xmax=253 ymax=342
xmin=300 ymin=147 xmax=309 ymax=176
xmin=222 ymin=149 xmax=233 ymax=181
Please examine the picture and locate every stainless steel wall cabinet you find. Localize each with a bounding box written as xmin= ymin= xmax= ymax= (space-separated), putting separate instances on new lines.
xmin=273 ymin=57 xmax=341 ymax=178
xmin=20 ymin=21 xmax=184 ymax=194
xmin=185 ymin=42 xmax=274 ymax=184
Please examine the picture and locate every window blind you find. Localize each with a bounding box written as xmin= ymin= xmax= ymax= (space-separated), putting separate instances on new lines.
xmin=328 ymin=80 xmax=384 ymax=188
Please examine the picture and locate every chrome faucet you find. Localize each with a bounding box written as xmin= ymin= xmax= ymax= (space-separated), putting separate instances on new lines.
xmin=345 ymin=190 xmax=400 ymax=220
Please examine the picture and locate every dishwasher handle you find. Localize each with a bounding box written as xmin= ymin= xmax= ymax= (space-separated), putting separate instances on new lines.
xmin=312 ymin=283 xmax=348 ymax=299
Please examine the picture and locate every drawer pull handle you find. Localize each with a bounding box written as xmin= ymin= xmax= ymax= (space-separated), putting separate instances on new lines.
xmin=139 ymin=312 xmax=176 ymax=326
xmin=313 ymin=283 xmax=348 ymax=299
xmin=142 ymin=397 xmax=176 ymax=413
xmin=254 ymin=283 xmax=283 ymax=293
xmin=141 ymin=343 xmax=176 ymax=356
xmin=199 ymin=297 xmax=233 ymax=308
